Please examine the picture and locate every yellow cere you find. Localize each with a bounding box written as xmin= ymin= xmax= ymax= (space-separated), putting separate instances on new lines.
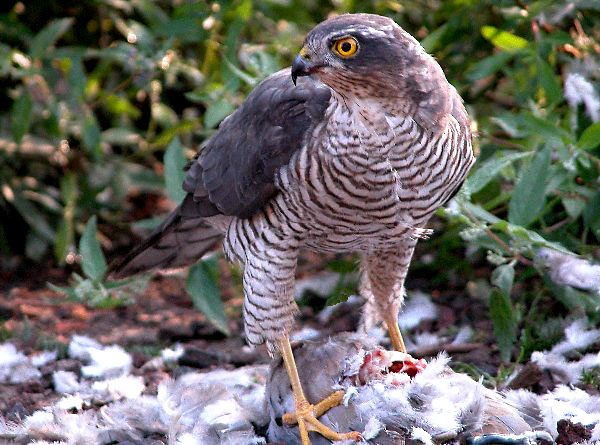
xmin=334 ymin=37 xmax=358 ymax=57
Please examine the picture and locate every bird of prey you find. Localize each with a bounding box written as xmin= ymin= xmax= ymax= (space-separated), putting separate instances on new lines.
xmin=112 ymin=13 xmax=475 ymax=444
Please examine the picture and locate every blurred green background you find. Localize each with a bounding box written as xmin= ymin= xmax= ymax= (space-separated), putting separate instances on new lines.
xmin=1 ymin=0 xmax=599 ymax=362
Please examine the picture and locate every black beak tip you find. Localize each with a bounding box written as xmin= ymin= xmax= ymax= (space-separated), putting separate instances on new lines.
xmin=291 ymin=54 xmax=310 ymax=86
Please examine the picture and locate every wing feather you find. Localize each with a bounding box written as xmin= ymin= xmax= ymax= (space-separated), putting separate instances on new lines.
xmin=183 ymin=68 xmax=331 ymax=219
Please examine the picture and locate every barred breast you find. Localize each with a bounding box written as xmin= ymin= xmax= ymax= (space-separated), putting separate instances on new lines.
xmin=268 ymin=92 xmax=474 ymax=253
xmin=219 ymin=89 xmax=473 ymax=347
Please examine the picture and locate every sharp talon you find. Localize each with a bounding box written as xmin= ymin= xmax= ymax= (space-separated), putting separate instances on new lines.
xmin=282 ymin=390 xmax=360 ymax=442
xmin=282 ymin=411 xmax=297 ymax=424
xmin=279 ymin=336 xmax=360 ymax=444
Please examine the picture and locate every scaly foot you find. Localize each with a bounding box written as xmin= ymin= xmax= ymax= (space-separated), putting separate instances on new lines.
xmin=283 ymin=390 xmax=362 ymax=444
xmin=384 ymin=313 xmax=407 ymax=353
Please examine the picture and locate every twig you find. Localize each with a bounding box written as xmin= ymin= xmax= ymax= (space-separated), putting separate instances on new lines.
xmin=543 ymin=217 xmax=572 ymax=233
xmin=462 ymin=205 xmax=534 ymax=266
xmin=485 ymin=136 xmax=525 ymax=150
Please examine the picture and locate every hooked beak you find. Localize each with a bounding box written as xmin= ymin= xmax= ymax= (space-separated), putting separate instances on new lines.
xmin=291 ymin=47 xmax=319 ymax=85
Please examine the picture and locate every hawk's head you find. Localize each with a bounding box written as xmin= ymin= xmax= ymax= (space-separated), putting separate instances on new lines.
xmin=292 ymin=13 xmax=451 ymax=123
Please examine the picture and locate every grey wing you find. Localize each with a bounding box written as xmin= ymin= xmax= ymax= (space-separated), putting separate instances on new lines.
xmin=110 ymin=69 xmax=331 ymax=279
xmin=182 ymin=68 xmax=332 ymax=219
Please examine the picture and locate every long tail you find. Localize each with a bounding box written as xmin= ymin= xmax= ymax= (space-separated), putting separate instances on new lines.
xmin=110 ymin=207 xmax=222 ymax=279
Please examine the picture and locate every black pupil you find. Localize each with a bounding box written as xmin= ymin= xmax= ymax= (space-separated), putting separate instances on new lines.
xmin=340 ymin=41 xmax=352 ymax=52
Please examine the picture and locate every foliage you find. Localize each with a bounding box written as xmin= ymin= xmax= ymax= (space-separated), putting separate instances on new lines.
xmin=48 ymin=217 xmax=147 ymax=308
xmin=186 ymin=258 xmax=230 ymax=335
xmin=1 ymin=1 xmax=600 ymax=356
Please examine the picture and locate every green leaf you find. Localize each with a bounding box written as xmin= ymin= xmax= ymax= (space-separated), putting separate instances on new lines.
xmin=11 ymin=90 xmax=33 ymax=144
xmin=234 ymin=0 xmax=253 ymax=20
xmin=536 ymin=58 xmax=561 ymax=105
xmin=104 ymin=94 xmax=141 ymax=118
xmin=481 ymin=26 xmax=528 ymax=51
xmin=29 ymin=18 xmax=74 ymax=59
xmin=490 ymin=114 xmax=527 ymax=138
xmin=583 ymin=192 xmax=600 ymax=240
xmin=521 ymin=114 xmax=574 ymax=144
xmin=10 ymin=190 xmax=55 ymax=242
xmin=47 ymin=282 xmax=78 ymax=300
xmin=68 ymin=56 xmax=86 ymax=102
xmin=420 ymin=23 xmax=448 ymax=53
xmin=325 ymin=291 xmax=351 ymax=307
xmin=152 ymin=103 xmax=178 ymax=127
xmin=163 ymin=137 xmax=187 ymax=204
xmin=463 ymin=202 xmax=502 ymax=224
xmin=466 ymin=52 xmax=514 ymax=81
xmin=152 ymin=119 xmax=200 ymax=148
xmin=466 ymin=151 xmax=531 ymax=195
xmin=204 ymin=99 xmax=234 ymax=129
xmin=186 ymin=259 xmax=230 ymax=335
xmin=79 ymin=216 xmax=107 ymax=281
xmin=544 ymin=275 xmax=600 ymax=314
xmin=491 ymin=263 xmax=515 ymax=296
xmin=578 ymin=122 xmax=600 ymax=151
xmin=489 ymin=288 xmax=517 ymax=362
xmin=223 ymin=57 xmax=258 ymax=86
xmin=327 ymin=259 xmax=356 ymax=274
xmin=508 ymin=146 xmax=551 ymax=226
xmin=82 ymin=115 xmax=102 ymax=158
xmin=494 ymin=221 xmax=571 ymax=254
xmin=562 ymin=197 xmax=586 ymax=219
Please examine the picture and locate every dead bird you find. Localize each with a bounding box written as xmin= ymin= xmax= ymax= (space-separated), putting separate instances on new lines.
xmin=267 ymin=333 xmax=548 ymax=444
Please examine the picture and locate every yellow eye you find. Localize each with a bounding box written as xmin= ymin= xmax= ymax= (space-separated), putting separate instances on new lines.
xmin=334 ymin=37 xmax=358 ymax=57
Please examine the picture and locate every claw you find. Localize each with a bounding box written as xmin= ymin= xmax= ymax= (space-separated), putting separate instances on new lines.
xmin=279 ymin=337 xmax=362 ymax=444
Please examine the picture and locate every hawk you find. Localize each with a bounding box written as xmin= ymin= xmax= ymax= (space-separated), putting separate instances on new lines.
xmin=113 ymin=13 xmax=475 ymax=444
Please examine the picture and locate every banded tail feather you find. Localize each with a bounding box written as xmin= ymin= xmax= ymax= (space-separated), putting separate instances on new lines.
xmin=110 ymin=198 xmax=222 ymax=279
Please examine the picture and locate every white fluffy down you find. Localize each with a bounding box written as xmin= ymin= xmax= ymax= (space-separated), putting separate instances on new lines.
xmin=3 ymin=319 xmax=600 ymax=445
xmin=532 ymin=318 xmax=600 ymax=384
xmin=0 ymin=343 xmax=42 ymax=384
xmin=0 ymin=336 xmax=268 ymax=445
xmin=346 ymin=353 xmax=485 ymax=440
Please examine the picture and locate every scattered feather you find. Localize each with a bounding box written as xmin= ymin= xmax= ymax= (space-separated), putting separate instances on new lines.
xmin=564 ymin=73 xmax=600 ymax=122
xmin=52 ymin=371 xmax=80 ymax=394
xmin=550 ymin=318 xmax=600 ymax=355
xmin=0 ymin=343 xmax=41 ymax=384
xmin=55 ymin=395 xmax=84 ymax=411
xmin=363 ymin=416 xmax=385 ymax=440
xmin=91 ymin=375 xmax=145 ymax=400
xmin=31 ymin=350 xmax=58 ymax=368
xmin=161 ymin=344 xmax=185 ymax=362
xmin=291 ymin=327 xmax=321 ymax=342
xmin=538 ymin=248 xmax=600 ymax=294
xmin=452 ymin=326 xmax=473 ymax=345
xmin=81 ymin=345 xmax=132 ymax=378
xmin=411 ymin=427 xmax=434 ymax=445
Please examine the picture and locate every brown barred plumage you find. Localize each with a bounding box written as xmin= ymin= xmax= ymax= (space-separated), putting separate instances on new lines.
xmin=112 ymin=12 xmax=474 ymax=356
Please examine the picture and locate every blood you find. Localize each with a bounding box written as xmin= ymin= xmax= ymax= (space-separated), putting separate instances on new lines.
xmin=356 ymin=348 xmax=427 ymax=385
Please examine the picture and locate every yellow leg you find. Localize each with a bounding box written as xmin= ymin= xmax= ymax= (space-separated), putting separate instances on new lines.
xmin=384 ymin=313 xmax=407 ymax=353
xmin=278 ymin=336 xmax=362 ymax=445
